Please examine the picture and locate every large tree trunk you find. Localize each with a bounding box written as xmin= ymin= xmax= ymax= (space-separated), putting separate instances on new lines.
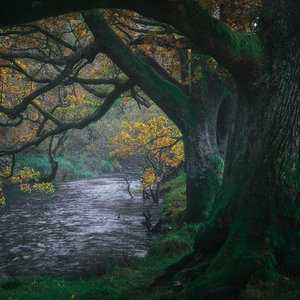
xmin=180 ymin=69 xmax=233 ymax=223
xmin=154 ymin=7 xmax=300 ymax=299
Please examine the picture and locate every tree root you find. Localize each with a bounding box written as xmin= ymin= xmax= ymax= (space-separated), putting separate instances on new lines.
xmin=153 ymin=201 xmax=300 ymax=299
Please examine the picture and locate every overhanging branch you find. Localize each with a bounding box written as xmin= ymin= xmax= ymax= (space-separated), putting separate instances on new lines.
xmin=0 ymin=79 xmax=134 ymax=157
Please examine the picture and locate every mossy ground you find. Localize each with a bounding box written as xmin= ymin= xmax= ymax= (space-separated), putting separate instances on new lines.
xmin=1 ymin=174 xmax=300 ymax=300
xmin=239 ymin=272 xmax=300 ymax=300
xmin=160 ymin=173 xmax=187 ymax=226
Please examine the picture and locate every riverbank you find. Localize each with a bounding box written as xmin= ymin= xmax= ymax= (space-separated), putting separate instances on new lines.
xmin=0 ymin=224 xmax=197 ymax=300
xmin=15 ymin=152 xmax=115 ymax=181
xmin=0 ymin=173 xmax=193 ymax=299
xmin=1 ymin=175 xmax=300 ymax=300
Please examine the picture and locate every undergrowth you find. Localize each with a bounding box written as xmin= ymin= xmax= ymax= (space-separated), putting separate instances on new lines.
xmin=160 ymin=173 xmax=186 ymax=226
xmin=239 ymin=272 xmax=300 ymax=300
xmin=15 ymin=152 xmax=114 ymax=181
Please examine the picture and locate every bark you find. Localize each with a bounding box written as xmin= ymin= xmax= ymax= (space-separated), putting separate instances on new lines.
xmin=38 ymin=136 xmax=59 ymax=183
xmin=181 ymin=54 xmax=234 ymax=223
xmin=0 ymin=0 xmax=267 ymax=90
xmin=217 ymin=92 xmax=236 ymax=160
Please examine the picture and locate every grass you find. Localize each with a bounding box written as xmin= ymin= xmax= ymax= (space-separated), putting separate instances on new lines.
xmin=0 ymin=232 xmax=195 ymax=300
xmin=160 ymin=173 xmax=187 ymax=226
xmin=2 ymin=257 xmax=300 ymax=300
xmin=239 ymin=272 xmax=300 ymax=300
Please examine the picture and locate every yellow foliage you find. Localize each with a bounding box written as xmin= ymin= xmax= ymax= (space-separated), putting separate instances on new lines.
xmin=12 ymin=167 xmax=39 ymax=183
xmin=12 ymin=167 xmax=55 ymax=195
xmin=0 ymin=190 xmax=5 ymax=207
xmin=110 ymin=117 xmax=184 ymax=191
xmin=20 ymin=183 xmax=32 ymax=193
xmin=33 ymin=182 xmax=55 ymax=194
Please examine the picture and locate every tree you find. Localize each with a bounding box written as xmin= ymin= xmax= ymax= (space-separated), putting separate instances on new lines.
xmin=110 ymin=116 xmax=184 ymax=202
xmin=82 ymin=3 xmax=300 ymax=299
xmin=1 ymin=1 xmax=300 ymax=299
xmin=0 ymin=13 xmax=136 ymax=203
xmin=83 ymin=11 xmax=234 ymax=224
xmin=0 ymin=10 xmax=234 ymax=222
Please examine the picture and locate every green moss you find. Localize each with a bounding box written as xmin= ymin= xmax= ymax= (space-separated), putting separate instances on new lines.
xmin=148 ymin=225 xmax=197 ymax=256
xmin=239 ymin=272 xmax=300 ymax=300
xmin=160 ymin=174 xmax=187 ymax=226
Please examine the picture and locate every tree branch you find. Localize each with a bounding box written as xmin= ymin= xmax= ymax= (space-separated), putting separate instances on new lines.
xmin=0 ymin=0 xmax=267 ymax=92
xmin=0 ymin=114 xmax=24 ymax=127
xmin=30 ymin=101 xmax=64 ymax=127
xmin=20 ymin=24 xmax=77 ymax=51
xmin=0 ymin=41 xmax=100 ymax=118
xmin=0 ymin=79 xmax=134 ymax=157
xmin=83 ymin=11 xmax=188 ymax=130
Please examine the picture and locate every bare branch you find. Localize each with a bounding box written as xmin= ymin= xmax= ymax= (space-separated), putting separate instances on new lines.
xmin=0 ymin=114 xmax=23 ymax=127
xmin=80 ymin=84 xmax=109 ymax=98
xmin=30 ymin=101 xmax=64 ymax=127
xmin=0 ymin=79 xmax=134 ymax=157
xmin=20 ymin=24 xmax=77 ymax=51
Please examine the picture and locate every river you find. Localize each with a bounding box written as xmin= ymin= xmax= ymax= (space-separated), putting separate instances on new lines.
xmin=0 ymin=174 xmax=162 ymax=281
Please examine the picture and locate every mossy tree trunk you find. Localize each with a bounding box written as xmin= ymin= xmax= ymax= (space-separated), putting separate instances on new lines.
xmin=162 ymin=74 xmax=300 ymax=299
xmin=84 ymin=13 xmax=233 ymax=223
xmin=180 ymin=65 xmax=233 ymax=223
xmin=154 ymin=2 xmax=300 ymax=299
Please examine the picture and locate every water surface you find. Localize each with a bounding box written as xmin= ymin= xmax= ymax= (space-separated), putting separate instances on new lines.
xmin=0 ymin=174 xmax=162 ymax=280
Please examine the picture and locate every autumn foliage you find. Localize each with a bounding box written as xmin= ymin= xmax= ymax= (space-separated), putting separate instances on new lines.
xmin=110 ymin=116 xmax=184 ymax=201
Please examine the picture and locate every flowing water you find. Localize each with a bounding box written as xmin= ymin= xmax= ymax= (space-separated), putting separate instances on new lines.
xmin=0 ymin=174 xmax=162 ymax=281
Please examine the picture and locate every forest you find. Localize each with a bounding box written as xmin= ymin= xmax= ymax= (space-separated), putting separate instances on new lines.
xmin=0 ymin=0 xmax=300 ymax=299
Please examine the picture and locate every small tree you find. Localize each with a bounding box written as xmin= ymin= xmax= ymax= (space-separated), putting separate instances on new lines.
xmin=110 ymin=116 xmax=184 ymax=202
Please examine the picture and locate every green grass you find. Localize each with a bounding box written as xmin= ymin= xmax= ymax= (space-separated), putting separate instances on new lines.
xmin=2 ymin=259 xmax=300 ymax=300
xmin=239 ymin=272 xmax=300 ymax=300
xmin=0 ymin=243 xmax=192 ymax=300
xmin=160 ymin=173 xmax=186 ymax=226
